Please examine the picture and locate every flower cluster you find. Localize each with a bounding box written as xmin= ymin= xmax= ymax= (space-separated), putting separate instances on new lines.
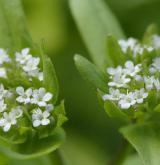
xmin=0 ymin=48 xmax=55 ymax=132
xmin=103 ymin=35 xmax=160 ymax=110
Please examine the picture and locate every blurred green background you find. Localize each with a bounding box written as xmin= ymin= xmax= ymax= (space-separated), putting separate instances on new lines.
xmin=19 ymin=0 xmax=160 ymax=164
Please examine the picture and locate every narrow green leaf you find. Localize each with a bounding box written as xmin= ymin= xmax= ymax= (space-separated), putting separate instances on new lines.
xmin=0 ymin=128 xmax=65 ymax=160
xmin=120 ymin=122 xmax=160 ymax=165
xmin=0 ymin=0 xmax=33 ymax=50
xmin=106 ymin=35 xmax=126 ymax=66
xmin=104 ymin=101 xmax=129 ymax=122
xmin=69 ymin=0 xmax=125 ymax=70
xmin=42 ymin=53 xmax=59 ymax=104
xmin=74 ymin=54 xmax=108 ymax=92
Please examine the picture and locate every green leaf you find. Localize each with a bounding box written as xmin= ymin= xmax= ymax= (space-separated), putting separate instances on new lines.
xmin=0 ymin=128 xmax=65 ymax=160
xmin=54 ymin=101 xmax=68 ymax=128
xmin=42 ymin=53 xmax=59 ymax=104
xmin=106 ymin=35 xmax=126 ymax=66
xmin=120 ymin=122 xmax=160 ymax=165
xmin=74 ymin=54 xmax=108 ymax=92
xmin=104 ymin=101 xmax=129 ymax=122
xmin=69 ymin=0 xmax=125 ymax=70
xmin=0 ymin=0 xmax=33 ymax=50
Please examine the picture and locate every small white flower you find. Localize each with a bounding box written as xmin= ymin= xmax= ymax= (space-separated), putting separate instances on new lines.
xmin=107 ymin=66 xmax=123 ymax=76
xmin=108 ymin=74 xmax=130 ymax=88
xmin=150 ymin=57 xmax=160 ymax=73
xmin=103 ymin=88 xmax=122 ymax=101
xmin=32 ymin=108 xmax=50 ymax=127
xmin=124 ymin=61 xmax=141 ymax=77
xmin=118 ymin=38 xmax=137 ymax=53
xmin=15 ymin=48 xmax=32 ymax=65
xmin=10 ymin=106 xmax=23 ymax=118
xmin=134 ymin=88 xmax=148 ymax=104
xmin=118 ymin=92 xmax=136 ymax=109
xmin=31 ymin=88 xmax=52 ymax=107
xmin=23 ymin=57 xmax=40 ymax=72
xmin=152 ymin=35 xmax=160 ymax=48
xmin=0 ymin=99 xmax=7 ymax=112
xmin=0 ymin=68 xmax=7 ymax=78
xmin=0 ymin=84 xmax=11 ymax=99
xmin=0 ymin=112 xmax=17 ymax=132
xmin=153 ymin=78 xmax=160 ymax=91
xmin=144 ymin=76 xmax=155 ymax=90
xmin=0 ymin=49 xmax=10 ymax=65
xmin=46 ymin=104 xmax=54 ymax=112
xmin=16 ymin=87 xmax=32 ymax=104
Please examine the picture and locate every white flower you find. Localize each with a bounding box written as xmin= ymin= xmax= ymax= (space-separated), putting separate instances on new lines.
xmin=16 ymin=87 xmax=32 ymax=104
xmin=0 ymin=49 xmax=10 ymax=65
xmin=0 ymin=84 xmax=11 ymax=99
xmin=124 ymin=61 xmax=141 ymax=77
xmin=144 ymin=76 xmax=155 ymax=90
xmin=153 ymin=78 xmax=160 ymax=91
xmin=103 ymin=88 xmax=122 ymax=101
xmin=23 ymin=57 xmax=40 ymax=72
xmin=0 ymin=112 xmax=17 ymax=132
xmin=31 ymin=88 xmax=52 ymax=107
xmin=0 ymin=68 xmax=7 ymax=78
xmin=0 ymin=99 xmax=7 ymax=112
xmin=118 ymin=38 xmax=137 ymax=53
xmin=46 ymin=104 xmax=54 ymax=112
xmin=134 ymin=88 xmax=148 ymax=104
xmin=10 ymin=106 xmax=23 ymax=118
xmin=108 ymin=74 xmax=130 ymax=88
xmin=150 ymin=57 xmax=160 ymax=73
xmin=15 ymin=48 xmax=32 ymax=65
xmin=118 ymin=92 xmax=136 ymax=109
xmin=32 ymin=108 xmax=50 ymax=127
xmin=107 ymin=66 xmax=123 ymax=76
xmin=152 ymin=35 xmax=160 ymax=48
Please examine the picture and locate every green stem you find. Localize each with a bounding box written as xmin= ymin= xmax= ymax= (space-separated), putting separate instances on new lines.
xmin=109 ymin=138 xmax=130 ymax=165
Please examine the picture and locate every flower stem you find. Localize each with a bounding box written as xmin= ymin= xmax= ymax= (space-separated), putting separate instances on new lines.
xmin=109 ymin=138 xmax=130 ymax=165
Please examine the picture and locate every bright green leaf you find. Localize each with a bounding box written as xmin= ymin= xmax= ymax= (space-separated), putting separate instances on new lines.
xmin=42 ymin=53 xmax=59 ymax=104
xmin=121 ymin=122 xmax=160 ymax=165
xmin=104 ymin=101 xmax=129 ymax=122
xmin=0 ymin=128 xmax=65 ymax=160
xmin=69 ymin=0 xmax=125 ymax=70
xmin=74 ymin=54 xmax=108 ymax=92
xmin=106 ymin=35 xmax=126 ymax=66
xmin=0 ymin=0 xmax=33 ymax=50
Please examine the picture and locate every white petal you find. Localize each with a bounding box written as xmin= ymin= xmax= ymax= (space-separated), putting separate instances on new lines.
xmin=22 ymin=48 xmax=30 ymax=55
xmin=33 ymin=120 xmax=41 ymax=127
xmin=16 ymin=87 xmax=24 ymax=95
xmin=43 ymin=93 xmax=52 ymax=101
xmin=3 ymin=123 xmax=11 ymax=132
xmin=38 ymin=101 xmax=46 ymax=107
xmin=41 ymin=119 xmax=50 ymax=126
xmin=43 ymin=111 xmax=50 ymax=118
xmin=0 ymin=119 xmax=5 ymax=126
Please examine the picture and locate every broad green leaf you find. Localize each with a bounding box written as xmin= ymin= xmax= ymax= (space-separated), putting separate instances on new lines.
xmin=0 ymin=128 xmax=65 ymax=160
xmin=0 ymin=0 xmax=33 ymax=50
xmin=42 ymin=53 xmax=59 ymax=104
xmin=74 ymin=54 xmax=108 ymax=92
xmin=120 ymin=122 xmax=160 ymax=165
xmin=104 ymin=101 xmax=129 ymax=122
xmin=69 ymin=0 xmax=125 ymax=70
xmin=106 ymin=35 xmax=126 ymax=66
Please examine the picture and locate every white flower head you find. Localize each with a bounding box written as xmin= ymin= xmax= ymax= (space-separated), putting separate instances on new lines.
xmin=11 ymin=106 xmax=23 ymax=118
xmin=0 ymin=112 xmax=17 ymax=132
xmin=15 ymin=48 xmax=32 ymax=65
xmin=144 ymin=76 xmax=155 ymax=90
xmin=0 ymin=99 xmax=7 ymax=112
xmin=31 ymin=88 xmax=52 ymax=107
xmin=134 ymin=88 xmax=148 ymax=104
xmin=118 ymin=92 xmax=136 ymax=109
xmin=16 ymin=87 xmax=32 ymax=104
xmin=32 ymin=108 xmax=50 ymax=127
xmin=152 ymin=35 xmax=160 ymax=49
xmin=0 ymin=68 xmax=7 ymax=78
xmin=0 ymin=48 xmax=10 ymax=65
xmin=124 ymin=61 xmax=141 ymax=77
xmin=102 ymin=88 xmax=122 ymax=101
xmin=118 ymin=38 xmax=138 ymax=53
